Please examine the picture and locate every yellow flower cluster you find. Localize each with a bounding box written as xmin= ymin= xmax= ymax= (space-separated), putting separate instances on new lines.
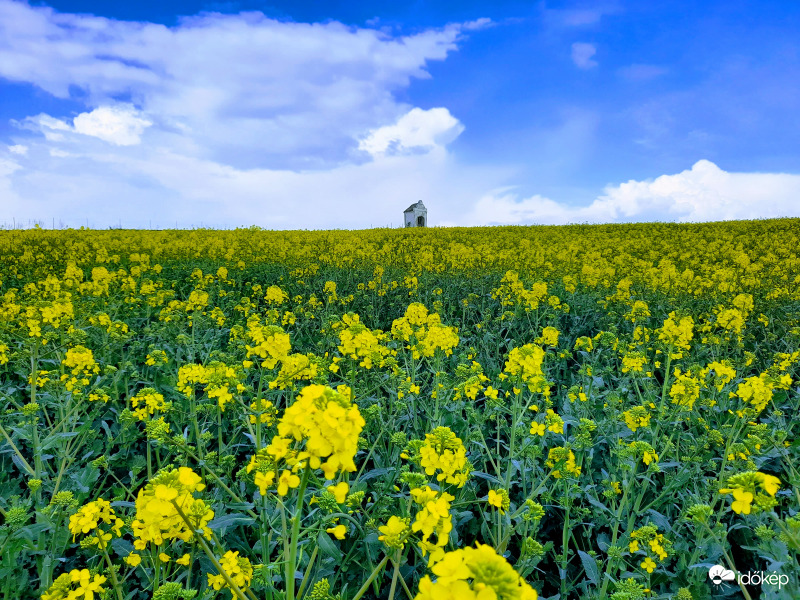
xmin=491 ymin=270 xmax=549 ymax=313
xmin=629 ymin=525 xmax=671 ymax=574
xmin=734 ymin=374 xmax=774 ymax=413
xmin=267 ymin=384 xmax=365 ymax=480
xmin=264 ymin=285 xmax=288 ymax=305
xmin=60 ymin=345 xmax=100 ymax=392
xmin=41 ymin=569 xmax=106 ymax=600
xmin=720 ymin=471 xmax=781 ymax=515
xmin=391 ymin=303 xmax=459 ymax=359
xmin=335 ymin=313 xmax=390 ymax=369
xmin=177 ymin=361 xmax=244 ymax=411
xmin=702 ymin=361 xmax=737 ymax=391
xmin=244 ymin=318 xmax=292 ymax=369
xmin=208 ymin=550 xmax=254 ymax=599
xmin=415 ymin=543 xmax=538 ymax=600
xmin=487 ymin=489 xmax=510 ymax=514
xmin=657 ymin=312 xmax=694 ymax=357
xmin=417 ymin=427 xmax=472 ymax=487
xmin=620 ymin=351 xmax=647 ymax=374
xmin=536 ymin=326 xmax=559 ymax=346
xmin=130 ymin=388 xmax=170 ymax=421
xmin=144 ymin=349 xmax=169 ymax=366
xmin=411 ymin=486 xmax=455 ymax=564
xmin=249 ymin=397 xmax=277 ymax=425
xmin=271 ymin=352 xmax=320 ymax=389
xmin=503 ymin=344 xmax=548 ymax=394
xmin=68 ymin=498 xmax=124 ymax=549
xmin=545 ymin=447 xmax=580 ymax=479
xmin=626 ymin=441 xmax=659 ymax=466
xmin=668 ymin=369 xmax=702 ymax=410
xmin=621 ymin=406 xmax=651 ymax=432
xmin=131 ymin=467 xmax=214 ymax=549
xmin=379 ymin=515 xmax=412 ymax=549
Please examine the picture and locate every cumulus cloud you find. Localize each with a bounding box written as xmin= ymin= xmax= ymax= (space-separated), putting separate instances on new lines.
xmin=571 ymin=42 xmax=597 ymax=69
xmin=0 ymin=0 xmax=474 ymax=169
xmin=358 ymin=107 xmax=464 ymax=157
xmin=456 ymin=160 xmax=800 ymax=226
xmin=15 ymin=104 xmax=151 ymax=146
xmin=73 ymin=105 xmax=152 ymax=146
xmin=0 ymin=0 xmax=500 ymax=228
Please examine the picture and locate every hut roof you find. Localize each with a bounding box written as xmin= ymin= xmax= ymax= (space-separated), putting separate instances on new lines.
xmin=403 ymin=201 xmax=426 ymax=213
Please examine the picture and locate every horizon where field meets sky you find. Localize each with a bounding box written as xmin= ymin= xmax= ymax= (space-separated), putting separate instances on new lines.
xmin=1 ymin=0 xmax=800 ymax=229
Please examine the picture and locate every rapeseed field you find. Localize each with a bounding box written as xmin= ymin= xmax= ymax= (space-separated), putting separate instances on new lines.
xmin=1 ymin=220 xmax=798 ymax=600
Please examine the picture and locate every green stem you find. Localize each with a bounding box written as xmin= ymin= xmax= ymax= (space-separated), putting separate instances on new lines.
xmin=387 ymin=549 xmax=402 ymax=600
xmin=286 ymin=466 xmax=311 ymax=600
xmin=101 ymin=546 xmax=125 ymax=600
xmin=296 ymin=545 xmax=318 ymax=599
xmin=0 ymin=423 xmax=36 ymax=477
xmin=560 ymin=478 xmax=572 ymax=599
xmin=598 ymin=462 xmax=637 ymax=600
xmin=351 ymin=555 xmax=390 ymax=600
xmin=702 ymin=523 xmax=753 ymax=600
xmin=170 ymin=500 xmax=254 ymax=600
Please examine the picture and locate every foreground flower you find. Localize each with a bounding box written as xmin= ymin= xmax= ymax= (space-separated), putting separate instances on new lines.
xmin=42 ymin=569 xmax=107 ymax=600
xmin=68 ymin=498 xmax=124 ymax=548
xmin=414 ymin=543 xmax=537 ymax=600
xmin=269 ymin=384 xmax=365 ymax=480
xmin=131 ymin=467 xmax=214 ymax=549
xmin=208 ymin=550 xmax=253 ymax=599
xmin=720 ymin=471 xmax=781 ymax=515
xmin=487 ymin=489 xmax=510 ymax=515
xmin=379 ymin=516 xmax=412 ymax=550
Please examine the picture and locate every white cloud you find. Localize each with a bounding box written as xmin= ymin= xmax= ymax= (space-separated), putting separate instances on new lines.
xmin=0 ymin=157 xmax=21 ymax=177
xmin=455 ymin=160 xmax=800 ymax=226
xmin=0 ymin=0 xmax=502 ymax=228
xmin=73 ymin=105 xmax=152 ymax=146
xmin=0 ymin=0 xmax=474 ymax=169
xmin=8 ymin=144 xmax=28 ymax=155
xmin=358 ymin=107 xmax=464 ymax=157
xmin=571 ymin=42 xmax=597 ymax=69
xmin=16 ymin=104 xmax=151 ymax=146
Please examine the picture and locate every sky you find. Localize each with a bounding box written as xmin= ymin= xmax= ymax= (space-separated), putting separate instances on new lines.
xmin=1 ymin=0 xmax=800 ymax=229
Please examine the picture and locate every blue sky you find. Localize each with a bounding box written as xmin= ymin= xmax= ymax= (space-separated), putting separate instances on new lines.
xmin=1 ymin=0 xmax=800 ymax=228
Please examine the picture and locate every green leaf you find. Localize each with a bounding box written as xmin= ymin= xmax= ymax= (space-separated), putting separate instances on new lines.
xmin=316 ymin=530 xmax=343 ymax=561
xmin=359 ymin=467 xmax=394 ymax=482
xmin=209 ymin=513 xmax=255 ymax=535
xmin=578 ymin=550 xmax=600 ymax=585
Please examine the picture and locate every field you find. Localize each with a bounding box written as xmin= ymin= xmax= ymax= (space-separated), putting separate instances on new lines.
xmin=0 ymin=220 xmax=799 ymax=600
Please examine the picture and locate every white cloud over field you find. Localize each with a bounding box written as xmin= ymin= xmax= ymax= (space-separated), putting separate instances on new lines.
xmin=457 ymin=160 xmax=800 ymax=226
xmin=0 ymin=1 xmax=797 ymax=230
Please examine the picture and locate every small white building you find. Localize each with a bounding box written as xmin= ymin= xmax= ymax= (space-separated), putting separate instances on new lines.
xmin=404 ymin=200 xmax=427 ymax=227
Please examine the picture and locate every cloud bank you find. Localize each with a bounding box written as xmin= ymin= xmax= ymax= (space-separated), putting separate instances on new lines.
xmin=458 ymin=160 xmax=800 ymax=226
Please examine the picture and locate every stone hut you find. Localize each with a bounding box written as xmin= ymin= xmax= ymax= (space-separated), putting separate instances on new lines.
xmin=403 ymin=200 xmax=427 ymax=227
